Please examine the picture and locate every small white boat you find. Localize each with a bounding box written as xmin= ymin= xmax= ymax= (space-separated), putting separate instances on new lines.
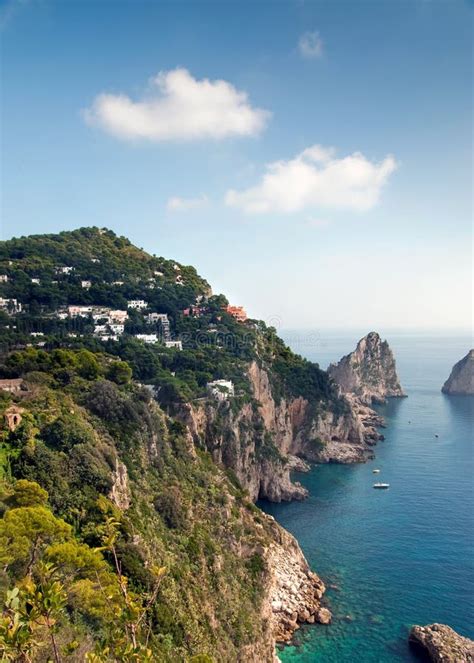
xmin=373 ymin=482 xmax=390 ymax=489
xmin=372 ymin=469 xmax=381 ymax=474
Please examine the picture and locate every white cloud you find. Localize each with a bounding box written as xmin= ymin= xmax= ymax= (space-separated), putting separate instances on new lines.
xmin=298 ymin=31 xmax=324 ymax=59
xmin=225 ymin=145 xmax=397 ymax=215
xmin=166 ymin=194 xmax=209 ymax=212
xmin=84 ymin=68 xmax=270 ymax=142
xmin=306 ymin=217 xmax=331 ymax=228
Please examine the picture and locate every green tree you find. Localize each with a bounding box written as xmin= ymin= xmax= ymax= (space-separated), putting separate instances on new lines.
xmin=76 ymin=350 xmax=101 ymax=380
xmin=106 ymin=360 xmax=132 ymax=385
xmin=0 ymin=506 xmax=71 ymax=576
xmin=5 ymin=480 xmax=48 ymax=509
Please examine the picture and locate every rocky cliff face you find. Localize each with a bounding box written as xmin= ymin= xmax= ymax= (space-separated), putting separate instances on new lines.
xmin=409 ymin=624 xmax=474 ymax=662
xmin=442 ymin=350 xmax=474 ymax=395
xmin=264 ymin=514 xmax=330 ymax=643
xmin=328 ymin=331 xmax=405 ymax=405
xmin=173 ymin=361 xmax=381 ymax=502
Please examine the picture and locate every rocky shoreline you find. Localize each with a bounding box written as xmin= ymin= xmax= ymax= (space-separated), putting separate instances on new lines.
xmin=409 ymin=623 xmax=474 ymax=662
xmin=171 ymin=333 xmax=402 ymax=655
xmin=264 ymin=515 xmax=331 ymax=644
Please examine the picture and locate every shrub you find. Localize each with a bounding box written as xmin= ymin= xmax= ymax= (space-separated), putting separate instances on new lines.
xmin=154 ymin=488 xmax=186 ymax=530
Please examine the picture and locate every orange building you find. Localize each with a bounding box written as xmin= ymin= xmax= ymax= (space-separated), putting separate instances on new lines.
xmin=226 ymin=305 xmax=247 ymax=322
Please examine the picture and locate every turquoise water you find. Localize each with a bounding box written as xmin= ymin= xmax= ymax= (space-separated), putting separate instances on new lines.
xmin=260 ymin=332 xmax=473 ymax=662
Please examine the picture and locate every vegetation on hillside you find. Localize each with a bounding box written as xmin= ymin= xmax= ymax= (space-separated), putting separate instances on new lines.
xmin=0 ymin=228 xmax=341 ymax=409
xmin=0 ymin=348 xmax=272 ymax=662
xmin=0 ymin=228 xmax=349 ymax=661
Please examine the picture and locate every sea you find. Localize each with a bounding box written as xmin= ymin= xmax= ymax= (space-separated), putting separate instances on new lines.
xmin=259 ymin=330 xmax=473 ymax=663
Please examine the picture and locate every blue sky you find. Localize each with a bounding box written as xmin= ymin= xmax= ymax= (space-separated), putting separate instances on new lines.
xmin=1 ymin=0 xmax=472 ymax=330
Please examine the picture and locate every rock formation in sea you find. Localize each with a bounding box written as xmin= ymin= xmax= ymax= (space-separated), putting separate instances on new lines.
xmin=409 ymin=623 xmax=474 ymax=662
xmin=328 ymin=331 xmax=405 ymax=405
xmin=441 ymin=349 xmax=474 ymax=395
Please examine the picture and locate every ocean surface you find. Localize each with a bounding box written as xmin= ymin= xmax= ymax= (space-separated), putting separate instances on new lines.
xmin=259 ymin=331 xmax=473 ymax=663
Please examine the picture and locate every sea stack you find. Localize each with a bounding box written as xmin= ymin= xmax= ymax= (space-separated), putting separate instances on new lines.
xmin=441 ymin=350 xmax=474 ymax=395
xmin=409 ymin=623 xmax=474 ymax=662
xmin=328 ymin=331 xmax=405 ymax=405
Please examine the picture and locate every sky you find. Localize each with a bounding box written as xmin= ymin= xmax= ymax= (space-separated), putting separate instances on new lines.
xmin=1 ymin=0 xmax=472 ymax=331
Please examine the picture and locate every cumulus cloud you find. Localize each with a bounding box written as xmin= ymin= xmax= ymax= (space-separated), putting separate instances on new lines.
xmin=83 ymin=68 xmax=270 ymax=142
xmin=166 ymin=194 xmax=209 ymax=212
xmin=225 ymin=145 xmax=397 ymax=215
xmin=298 ymin=31 xmax=324 ymax=58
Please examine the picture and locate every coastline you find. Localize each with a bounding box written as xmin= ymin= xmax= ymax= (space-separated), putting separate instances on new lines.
xmin=260 ymin=332 xmax=474 ymax=662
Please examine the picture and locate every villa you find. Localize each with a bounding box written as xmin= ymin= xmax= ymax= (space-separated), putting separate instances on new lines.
xmin=226 ymin=305 xmax=247 ymax=322
xmin=109 ymin=310 xmax=128 ymax=323
xmin=68 ymin=305 xmax=94 ymax=317
xmin=0 ymin=298 xmax=22 ymax=314
xmin=135 ymin=333 xmax=158 ymax=344
xmin=165 ymin=340 xmax=183 ymax=350
xmin=128 ymin=300 xmax=148 ymax=310
xmin=207 ymin=379 xmax=234 ymax=401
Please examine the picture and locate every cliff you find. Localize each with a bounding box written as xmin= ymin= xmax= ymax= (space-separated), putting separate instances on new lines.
xmin=0 ymin=229 xmax=389 ymax=660
xmin=442 ymin=350 xmax=474 ymax=395
xmin=0 ymin=348 xmax=332 ymax=661
xmin=409 ymin=624 xmax=474 ymax=662
xmin=328 ymin=331 xmax=405 ymax=405
xmin=173 ymin=361 xmax=380 ymax=503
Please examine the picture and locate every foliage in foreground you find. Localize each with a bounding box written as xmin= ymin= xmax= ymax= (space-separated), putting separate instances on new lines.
xmin=0 ymin=349 xmax=271 ymax=662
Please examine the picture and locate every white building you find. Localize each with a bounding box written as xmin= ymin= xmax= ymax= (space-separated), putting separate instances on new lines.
xmin=109 ymin=310 xmax=128 ymax=323
xmin=165 ymin=340 xmax=183 ymax=350
xmin=207 ymin=380 xmax=234 ymax=401
xmin=91 ymin=258 xmax=100 ymax=263
xmin=93 ymin=311 xmax=111 ymax=322
xmin=0 ymin=275 xmax=8 ymax=283
xmin=56 ymin=266 xmax=74 ymax=274
xmin=31 ymin=278 xmax=40 ymax=285
xmin=135 ymin=333 xmax=158 ymax=344
xmin=68 ymin=305 xmax=93 ymax=317
xmin=112 ymin=281 xmax=124 ymax=286
xmin=127 ymin=300 xmax=148 ymax=310
xmin=81 ymin=280 xmax=92 ymax=289
xmin=94 ymin=325 xmax=108 ymax=335
xmin=0 ymin=298 xmax=22 ymax=314
xmin=109 ymin=324 xmax=125 ymax=335
xmin=146 ymin=312 xmax=169 ymax=324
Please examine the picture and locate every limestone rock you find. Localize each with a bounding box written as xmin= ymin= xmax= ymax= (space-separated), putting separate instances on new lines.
xmin=442 ymin=350 xmax=474 ymax=395
xmin=109 ymin=459 xmax=130 ymax=510
xmin=409 ymin=623 xmax=474 ymax=662
xmin=172 ymin=360 xmax=378 ymax=502
xmin=264 ymin=518 xmax=330 ymax=643
xmin=328 ymin=331 xmax=405 ymax=405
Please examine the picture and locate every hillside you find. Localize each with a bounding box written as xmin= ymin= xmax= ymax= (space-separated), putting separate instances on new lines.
xmin=0 ymin=228 xmax=382 ymax=661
